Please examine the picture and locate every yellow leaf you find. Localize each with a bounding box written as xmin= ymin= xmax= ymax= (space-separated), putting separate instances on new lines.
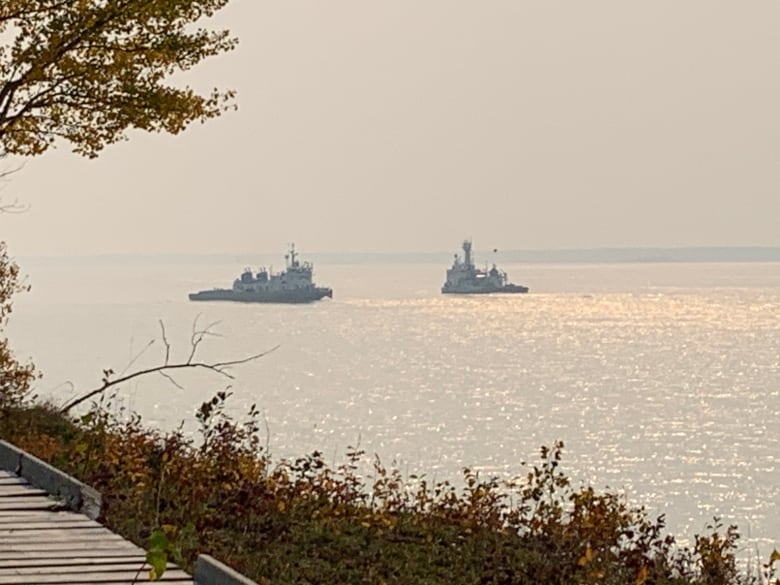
xmin=578 ymin=546 xmax=594 ymax=566
xmin=277 ymin=500 xmax=286 ymax=512
xmin=636 ymin=565 xmax=648 ymax=585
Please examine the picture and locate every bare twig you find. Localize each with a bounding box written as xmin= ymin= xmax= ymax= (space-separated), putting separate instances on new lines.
xmin=187 ymin=315 xmax=222 ymax=364
xmin=262 ymin=410 xmax=271 ymax=456
xmin=120 ymin=339 xmax=155 ymax=376
xmin=59 ymin=346 xmax=278 ymax=414
xmin=158 ymin=370 xmax=184 ymax=390
xmin=0 ymin=197 xmax=29 ymax=214
xmin=0 ymin=155 xmax=23 ymax=179
xmin=158 ymin=320 xmax=171 ymax=365
xmin=0 ymin=156 xmax=29 ymax=213
xmin=59 ymin=317 xmax=279 ymax=413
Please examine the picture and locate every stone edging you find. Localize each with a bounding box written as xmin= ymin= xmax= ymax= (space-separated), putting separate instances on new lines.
xmin=195 ymin=555 xmax=259 ymax=585
xmin=0 ymin=438 xmax=101 ymax=520
xmin=0 ymin=438 xmax=260 ymax=584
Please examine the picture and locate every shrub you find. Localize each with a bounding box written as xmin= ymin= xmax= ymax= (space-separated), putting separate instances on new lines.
xmin=2 ymin=391 xmax=776 ymax=585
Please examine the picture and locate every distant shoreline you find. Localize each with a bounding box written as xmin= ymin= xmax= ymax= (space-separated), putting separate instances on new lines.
xmin=17 ymin=246 xmax=780 ymax=266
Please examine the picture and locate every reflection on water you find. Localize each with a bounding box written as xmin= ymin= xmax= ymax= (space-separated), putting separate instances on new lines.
xmin=8 ymin=260 xmax=780 ymax=553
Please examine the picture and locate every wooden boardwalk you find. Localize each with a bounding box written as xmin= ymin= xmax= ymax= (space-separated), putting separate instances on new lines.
xmin=0 ymin=469 xmax=193 ymax=584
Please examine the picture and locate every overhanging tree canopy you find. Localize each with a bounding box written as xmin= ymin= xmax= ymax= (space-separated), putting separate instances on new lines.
xmin=0 ymin=0 xmax=237 ymax=158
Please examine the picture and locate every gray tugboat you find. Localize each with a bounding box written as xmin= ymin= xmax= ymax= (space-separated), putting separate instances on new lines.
xmin=189 ymin=244 xmax=333 ymax=304
xmin=442 ymin=240 xmax=529 ymax=294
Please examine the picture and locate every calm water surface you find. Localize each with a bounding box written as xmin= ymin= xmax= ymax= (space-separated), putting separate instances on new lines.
xmin=9 ymin=260 xmax=780 ymax=554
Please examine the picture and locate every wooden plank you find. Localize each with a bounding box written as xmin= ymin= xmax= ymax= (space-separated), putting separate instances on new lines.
xmin=0 ymin=482 xmax=30 ymax=489
xmin=0 ymin=569 xmax=193 ymax=583
xmin=0 ymin=562 xmax=181 ymax=574
xmin=0 ymin=488 xmax=50 ymax=497
xmin=0 ymin=501 xmax=58 ymax=508
xmin=2 ymin=540 xmax=142 ymax=552
xmin=0 ymin=464 xmax=201 ymax=584
xmin=0 ymin=479 xmax=28 ymax=486
xmin=0 ymin=484 xmax=48 ymax=498
xmin=0 ymin=524 xmax=118 ymax=534
xmin=0 ymin=538 xmax=131 ymax=549
xmin=84 ymin=580 xmax=193 ymax=585
xmin=0 ymin=441 xmax=103 ymax=519
xmin=0 ymin=500 xmax=62 ymax=512
xmin=0 ymin=500 xmax=57 ymax=507
xmin=0 ymin=519 xmax=100 ymax=530
xmin=0 ymin=550 xmax=143 ymax=561
xmin=0 ymin=512 xmax=97 ymax=523
xmin=0 ymin=531 xmax=127 ymax=543
xmin=0 ymin=493 xmax=52 ymax=501
xmin=70 ymin=577 xmax=194 ymax=585
xmin=0 ymin=557 xmax=157 ymax=568
xmin=0 ymin=508 xmax=92 ymax=517
xmin=0 ymin=536 xmax=134 ymax=548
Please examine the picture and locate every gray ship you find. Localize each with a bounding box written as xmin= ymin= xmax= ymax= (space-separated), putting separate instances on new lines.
xmin=442 ymin=240 xmax=529 ymax=295
xmin=189 ymin=244 xmax=333 ymax=304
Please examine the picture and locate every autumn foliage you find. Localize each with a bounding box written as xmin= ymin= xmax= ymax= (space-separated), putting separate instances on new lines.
xmin=0 ymin=0 xmax=237 ymax=157
xmin=0 ymin=242 xmax=37 ymax=415
xmin=1 ymin=384 xmax=777 ymax=585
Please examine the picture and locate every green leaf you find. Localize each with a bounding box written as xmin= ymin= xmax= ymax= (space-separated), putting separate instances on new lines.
xmin=146 ymin=549 xmax=167 ymax=581
xmin=149 ymin=528 xmax=169 ymax=552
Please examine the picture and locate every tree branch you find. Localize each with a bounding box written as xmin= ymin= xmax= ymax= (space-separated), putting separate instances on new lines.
xmin=159 ymin=320 xmax=171 ymax=366
xmin=58 ymin=317 xmax=278 ymax=414
xmin=59 ymin=346 xmax=278 ymax=414
xmin=187 ymin=314 xmax=222 ymax=363
xmin=0 ymin=156 xmax=27 ymax=213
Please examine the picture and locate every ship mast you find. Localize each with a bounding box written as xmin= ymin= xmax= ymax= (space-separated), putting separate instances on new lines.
xmin=462 ymin=239 xmax=473 ymax=268
xmin=288 ymin=243 xmax=298 ymax=268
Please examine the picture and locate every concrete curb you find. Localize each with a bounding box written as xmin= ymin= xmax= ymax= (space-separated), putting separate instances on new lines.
xmin=195 ymin=554 xmax=259 ymax=585
xmin=0 ymin=439 xmax=102 ymax=520
xmin=0 ymin=439 xmax=260 ymax=583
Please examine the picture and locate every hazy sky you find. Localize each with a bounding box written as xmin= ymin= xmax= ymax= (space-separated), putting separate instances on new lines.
xmin=2 ymin=1 xmax=779 ymax=256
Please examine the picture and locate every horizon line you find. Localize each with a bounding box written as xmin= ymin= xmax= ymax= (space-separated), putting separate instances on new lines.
xmin=15 ymin=245 xmax=780 ymax=265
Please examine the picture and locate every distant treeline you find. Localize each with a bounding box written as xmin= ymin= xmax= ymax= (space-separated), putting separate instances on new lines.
xmin=20 ymin=246 xmax=780 ymax=266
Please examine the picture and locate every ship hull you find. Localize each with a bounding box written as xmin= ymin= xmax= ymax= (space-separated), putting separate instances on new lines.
xmin=441 ymin=284 xmax=529 ymax=294
xmin=189 ymin=287 xmax=333 ymax=304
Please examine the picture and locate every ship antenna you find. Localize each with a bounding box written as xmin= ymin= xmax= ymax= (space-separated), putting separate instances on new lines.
xmin=289 ymin=242 xmax=298 ymax=267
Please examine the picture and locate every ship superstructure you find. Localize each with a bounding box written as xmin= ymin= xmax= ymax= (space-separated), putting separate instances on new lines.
xmin=189 ymin=244 xmax=333 ymax=304
xmin=442 ymin=240 xmax=529 ymax=294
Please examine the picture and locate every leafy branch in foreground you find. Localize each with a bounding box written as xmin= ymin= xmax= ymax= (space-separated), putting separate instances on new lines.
xmin=60 ymin=318 xmax=278 ymax=413
xmin=0 ymin=241 xmax=37 ymax=416
xmin=1 ymin=0 xmax=238 ymax=158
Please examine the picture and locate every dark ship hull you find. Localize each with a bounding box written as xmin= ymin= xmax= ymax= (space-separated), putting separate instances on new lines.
xmin=441 ymin=283 xmax=529 ymax=294
xmin=189 ymin=287 xmax=332 ymax=304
